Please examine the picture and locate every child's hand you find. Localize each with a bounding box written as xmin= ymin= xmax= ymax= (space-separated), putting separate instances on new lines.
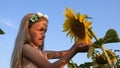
xmin=74 ymin=42 xmax=92 ymax=52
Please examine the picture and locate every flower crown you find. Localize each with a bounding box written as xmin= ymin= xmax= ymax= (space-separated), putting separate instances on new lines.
xmin=29 ymin=12 xmax=48 ymax=23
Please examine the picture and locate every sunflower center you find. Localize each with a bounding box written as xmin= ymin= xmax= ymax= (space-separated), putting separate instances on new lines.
xmin=71 ymin=19 xmax=85 ymax=39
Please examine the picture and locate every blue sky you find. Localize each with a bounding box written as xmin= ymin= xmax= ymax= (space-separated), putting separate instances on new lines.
xmin=0 ymin=0 xmax=120 ymax=68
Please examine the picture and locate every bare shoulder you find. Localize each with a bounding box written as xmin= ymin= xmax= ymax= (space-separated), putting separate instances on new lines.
xmin=23 ymin=44 xmax=31 ymax=49
xmin=22 ymin=44 xmax=34 ymax=52
xmin=22 ymin=44 xmax=51 ymax=68
xmin=22 ymin=44 xmax=36 ymax=57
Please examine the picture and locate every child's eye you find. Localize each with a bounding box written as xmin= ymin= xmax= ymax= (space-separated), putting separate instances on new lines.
xmin=39 ymin=28 xmax=47 ymax=32
xmin=39 ymin=29 xmax=43 ymax=31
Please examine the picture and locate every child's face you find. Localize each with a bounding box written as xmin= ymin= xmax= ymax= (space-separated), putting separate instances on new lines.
xmin=29 ymin=20 xmax=48 ymax=47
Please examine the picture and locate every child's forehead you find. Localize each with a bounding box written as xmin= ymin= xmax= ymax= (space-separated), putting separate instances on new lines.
xmin=33 ymin=22 xmax=48 ymax=29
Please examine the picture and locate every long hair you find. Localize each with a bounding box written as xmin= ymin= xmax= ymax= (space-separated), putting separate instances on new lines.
xmin=11 ymin=13 xmax=48 ymax=68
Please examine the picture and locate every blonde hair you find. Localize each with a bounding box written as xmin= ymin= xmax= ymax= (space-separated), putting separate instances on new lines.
xmin=11 ymin=13 xmax=48 ymax=68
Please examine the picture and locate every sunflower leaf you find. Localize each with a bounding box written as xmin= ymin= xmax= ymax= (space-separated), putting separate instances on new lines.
xmin=93 ymin=38 xmax=104 ymax=48
xmin=0 ymin=29 xmax=4 ymax=34
xmin=67 ymin=61 xmax=78 ymax=68
xmin=103 ymin=29 xmax=120 ymax=44
xmin=87 ymin=46 xmax=95 ymax=58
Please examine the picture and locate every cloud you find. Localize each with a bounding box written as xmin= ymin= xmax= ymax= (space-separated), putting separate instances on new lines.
xmin=0 ymin=18 xmax=15 ymax=28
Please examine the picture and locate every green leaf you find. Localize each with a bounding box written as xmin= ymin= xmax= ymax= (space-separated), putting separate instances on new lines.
xmin=79 ymin=62 xmax=93 ymax=68
xmin=93 ymin=38 xmax=103 ymax=48
xmin=84 ymin=62 xmax=93 ymax=66
xmin=87 ymin=46 xmax=95 ymax=58
xmin=67 ymin=62 xmax=74 ymax=68
xmin=114 ymin=50 xmax=120 ymax=52
xmin=0 ymin=29 xmax=4 ymax=34
xmin=67 ymin=62 xmax=78 ymax=68
xmin=103 ymin=29 xmax=120 ymax=44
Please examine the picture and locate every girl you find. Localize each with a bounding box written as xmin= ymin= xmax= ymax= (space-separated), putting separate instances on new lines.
xmin=11 ymin=13 xmax=91 ymax=68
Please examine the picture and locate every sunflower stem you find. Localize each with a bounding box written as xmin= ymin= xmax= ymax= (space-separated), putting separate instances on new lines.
xmin=89 ymin=29 xmax=113 ymax=68
xmin=100 ymin=45 xmax=113 ymax=68
xmin=70 ymin=60 xmax=77 ymax=68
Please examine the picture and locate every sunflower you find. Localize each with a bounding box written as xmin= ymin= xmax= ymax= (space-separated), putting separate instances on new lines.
xmin=63 ymin=7 xmax=92 ymax=44
xmin=93 ymin=50 xmax=117 ymax=68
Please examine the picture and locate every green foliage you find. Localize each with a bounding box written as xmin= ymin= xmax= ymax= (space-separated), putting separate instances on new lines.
xmin=67 ymin=29 xmax=120 ymax=68
xmin=67 ymin=61 xmax=93 ymax=68
xmin=67 ymin=49 xmax=120 ymax=68
xmin=88 ymin=29 xmax=120 ymax=58
xmin=93 ymin=29 xmax=120 ymax=48
xmin=0 ymin=29 xmax=4 ymax=34
xmin=87 ymin=46 xmax=95 ymax=58
xmin=103 ymin=29 xmax=120 ymax=44
xmin=79 ymin=62 xmax=93 ymax=68
xmin=67 ymin=61 xmax=79 ymax=68
xmin=93 ymin=38 xmax=103 ymax=48
xmin=67 ymin=60 xmax=79 ymax=68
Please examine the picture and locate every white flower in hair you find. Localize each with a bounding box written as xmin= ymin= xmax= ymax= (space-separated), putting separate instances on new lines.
xmin=44 ymin=14 xmax=48 ymax=19
xmin=37 ymin=12 xmax=43 ymax=17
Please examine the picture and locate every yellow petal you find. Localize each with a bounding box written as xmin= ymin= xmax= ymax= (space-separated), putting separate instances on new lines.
xmin=63 ymin=7 xmax=92 ymax=44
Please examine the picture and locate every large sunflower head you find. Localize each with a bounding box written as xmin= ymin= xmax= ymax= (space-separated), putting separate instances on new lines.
xmin=63 ymin=7 xmax=92 ymax=44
